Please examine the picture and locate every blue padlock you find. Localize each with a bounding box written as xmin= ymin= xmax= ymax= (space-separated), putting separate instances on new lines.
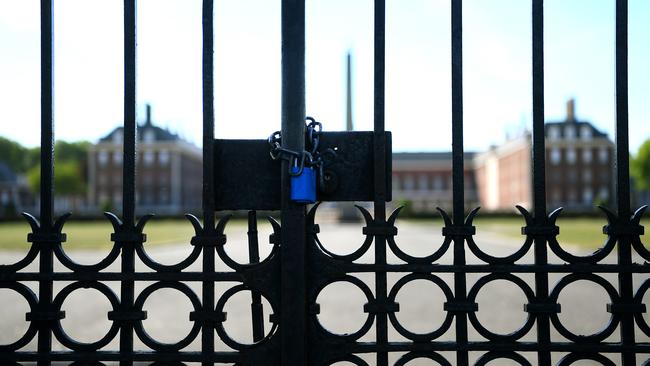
xmin=290 ymin=166 xmax=317 ymax=203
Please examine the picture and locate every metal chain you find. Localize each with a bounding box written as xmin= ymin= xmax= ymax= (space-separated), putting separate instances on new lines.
xmin=268 ymin=117 xmax=336 ymax=179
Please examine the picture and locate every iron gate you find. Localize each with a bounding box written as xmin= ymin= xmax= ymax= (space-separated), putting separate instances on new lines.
xmin=1 ymin=0 xmax=649 ymax=365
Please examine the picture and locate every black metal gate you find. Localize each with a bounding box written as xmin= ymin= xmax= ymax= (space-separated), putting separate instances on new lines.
xmin=1 ymin=0 xmax=648 ymax=365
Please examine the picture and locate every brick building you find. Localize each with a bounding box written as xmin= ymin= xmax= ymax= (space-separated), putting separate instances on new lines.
xmin=473 ymin=99 xmax=615 ymax=212
xmin=392 ymin=152 xmax=479 ymax=212
xmin=393 ymin=100 xmax=615 ymax=213
xmin=87 ymin=105 xmax=202 ymax=215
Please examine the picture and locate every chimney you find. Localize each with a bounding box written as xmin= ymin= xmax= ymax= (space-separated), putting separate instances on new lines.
xmin=566 ymin=98 xmax=575 ymax=122
xmin=145 ymin=104 xmax=152 ymax=126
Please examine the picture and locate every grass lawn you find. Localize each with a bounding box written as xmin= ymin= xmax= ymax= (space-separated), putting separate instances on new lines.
xmin=0 ymin=215 xmax=647 ymax=251
xmin=0 ymin=217 xmax=248 ymax=251
xmin=407 ymin=215 xmax=649 ymax=250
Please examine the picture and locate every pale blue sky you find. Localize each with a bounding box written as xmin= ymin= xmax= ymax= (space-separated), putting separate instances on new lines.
xmin=0 ymin=0 xmax=648 ymax=153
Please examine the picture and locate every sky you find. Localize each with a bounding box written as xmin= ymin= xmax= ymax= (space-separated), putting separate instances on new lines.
xmin=0 ymin=0 xmax=648 ymax=153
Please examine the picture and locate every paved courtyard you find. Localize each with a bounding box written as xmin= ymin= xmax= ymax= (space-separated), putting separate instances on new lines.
xmin=0 ymin=220 xmax=648 ymax=365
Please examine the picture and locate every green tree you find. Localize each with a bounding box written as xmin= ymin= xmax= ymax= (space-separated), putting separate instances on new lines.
xmin=632 ymin=139 xmax=650 ymax=191
xmin=27 ymin=161 xmax=86 ymax=196
xmin=0 ymin=136 xmax=29 ymax=172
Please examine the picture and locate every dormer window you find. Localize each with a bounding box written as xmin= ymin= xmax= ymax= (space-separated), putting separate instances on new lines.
xmin=580 ymin=126 xmax=592 ymax=139
xmin=143 ymin=129 xmax=155 ymax=143
xmin=565 ymin=126 xmax=576 ymax=140
xmin=548 ymin=126 xmax=560 ymax=140
xmin=112 ymin=130 xmax=123 ymax=144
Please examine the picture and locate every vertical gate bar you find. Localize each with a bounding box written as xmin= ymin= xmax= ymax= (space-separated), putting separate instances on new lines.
xmin=614 ymin=1 xmax=635 ymax=365
xmin=38 ymin=1 xmax=54 ymax=364
xmin=531 ymin=1 xmax=551 ymax=365
xmin=372 ymin=0 xmax=388 ymax=365
xmin=450 ymin=1 xmax=469 ymax=365
xmin=247 ymin=211 xmax=266 ymax=341
xmin=121 ymin=1 xmax=137 ymax=365
xmin=201 ymin=0 xmax=216 ymax=364
xmin=280 ymin=0 xmax=307 ymax=364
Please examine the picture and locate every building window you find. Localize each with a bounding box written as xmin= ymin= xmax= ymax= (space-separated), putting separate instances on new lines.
xmin=392 ymin=177 xmax=399 ymax=191
xmin=113 ymin=151 xmax=122 ymax=165
xmin=582 ymin=149 xmax=592 ymax=163
xmin=403 ymin=175 xmax=415 ymax=190
xmin=599 ymin=147 xmax=609 ymax=163
xmin=433 ymin=176 xmax=443 ymax=190
xmin=581 ymin=126 xmax=592 ymax=140
xmin=566 ymin=148 xmax=576 ymax=164
xmin=565 ymin=126 xmax=576 ymax=140
xmin=599 ymin=186 xmax=610 ymax=201
xmin=143 ymin=151 xmax=155 ymax=166
xmin=159 ymin=150 xmax=170 ymax=165
xmin=583 ymin=170 xmax=592 ymax=183
xmin=551 ymin=148 xmax=561 ymax=165
xmin=98 ymin=150 xmax=109 ymax=166
xmin=144 ymin=129 xmax=155 ymax=143
xmin=582 ymin=188 xmax=593 ymax=204
xmin=548 ymin=126 xmax=560 ymax=140
xmin=418 ymin=175 xmax=428 ymax=190
xmin=112 ymin=130 xmax=123 ymax=144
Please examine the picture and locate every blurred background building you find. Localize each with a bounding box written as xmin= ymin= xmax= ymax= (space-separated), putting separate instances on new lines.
xmin=392 ymin=99 xmax=616 ymax=214
xmin=87 ymin=105 xmax=202 ymax=216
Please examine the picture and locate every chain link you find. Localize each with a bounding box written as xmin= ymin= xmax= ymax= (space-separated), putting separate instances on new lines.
xmin=268 ymin=117 xmax=337 ymax=180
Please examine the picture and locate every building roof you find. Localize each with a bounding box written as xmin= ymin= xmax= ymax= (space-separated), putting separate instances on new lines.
xmin=544 ymin=120 xmax=609 ymax=139
xmin=544 ymin=99 xmax=609 ymax=139
xmin=99 ymin=124 xmax=181 ymax=143
xmin=0 ymin=162 xmax=17 ymax=183
xmin=98 ymin=104 xmax=183 ymax=143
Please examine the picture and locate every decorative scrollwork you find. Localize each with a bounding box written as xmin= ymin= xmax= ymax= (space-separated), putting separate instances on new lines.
xmin=474 ymin=351 xmax=533 ymax=366
xmin=387 ymin=273 xmax=454 ymax=341
xmin=386 ymin=207 xmax=452 ymax=264
xmin=556 ymin=352 xmax=617 ymax=366
xmin=467 ymin=273 xmax=535 ymax=342
xmin=549 ymin=273 xmax=621 ymax=343
xmin=394 ymin=352 xmax=451 ymax=366
xmin=133 ymin=281 xmax=202 ymax=352
xmin=51 ymin=281 xmax=120 ymax=351
xmin=307 ymin=202 xmax=374 ymax=262
xmin=465 ymin=206 xmax=534 ymax=264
